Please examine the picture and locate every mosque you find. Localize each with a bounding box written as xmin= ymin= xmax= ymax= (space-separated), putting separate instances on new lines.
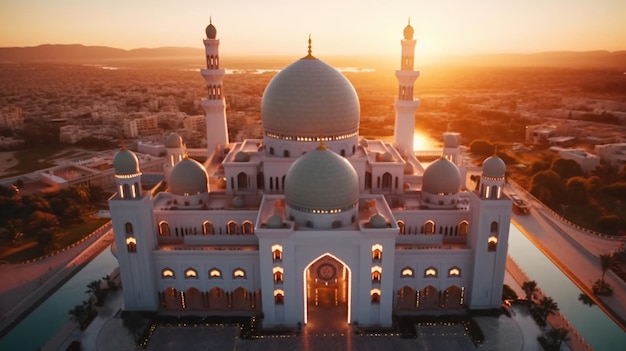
xmin=109 ymin=20 xmax=512 ymax=328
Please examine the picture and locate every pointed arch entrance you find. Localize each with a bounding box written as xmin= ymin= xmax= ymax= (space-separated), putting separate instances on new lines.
xmin=303 ymin=253 xmax=351 ymax=328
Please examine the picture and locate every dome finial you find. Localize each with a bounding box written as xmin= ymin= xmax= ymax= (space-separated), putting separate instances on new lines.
xmin=403 ymin=18 xmax=414 ymax=40
xmin=304 ymin=34 xmax=315 ymax=59
xmin=316 ymin=130 xmax=327 ymax=150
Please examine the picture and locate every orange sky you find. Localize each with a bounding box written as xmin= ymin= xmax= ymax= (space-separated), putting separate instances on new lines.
xmin=1 ymin=0 xmax=624 ymax=61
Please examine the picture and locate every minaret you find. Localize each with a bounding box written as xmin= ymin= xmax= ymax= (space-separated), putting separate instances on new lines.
xmin=467 ymin=155 xmax=512 ymax=309
xmin=200 ymin=18 xmax=229 ymax=157
xmin=394 ymin=19 xmax=421 ymax=156
xmin=109 ymin=147 xmax=159 ymax=311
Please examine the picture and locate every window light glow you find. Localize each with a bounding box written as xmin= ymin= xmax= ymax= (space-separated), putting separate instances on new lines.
xmin=401 ymin=267 xmax=414 ymax=277
xmin=209 ymin=268 xmax=221 ymax=278
xmin=185 ymin=268 xmax=197 ymax=278
xmin=448 ymin=267 xmax=461 ymax=277
xmin=233 ymin=269 xmax=246 ymax=278
xmin=162 ymin=269 xmax=174 ymax=278
xmin=425 ymin=267 xmax=437 ymax=277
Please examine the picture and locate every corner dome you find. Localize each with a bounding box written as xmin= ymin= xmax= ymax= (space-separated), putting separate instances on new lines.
xmin=165 ymin=132 xmax=183 ymax=149
xmin=482 ymin=155 xmax=506 ymax=178
xmin=232 ymin=195 xmax=245 ymax=208
xmin=285 ymin=146 xmax=359 ymax=212
xmin=234 ymin=151 xmax=250 ymax=162
xmin=261 ymin=58 xmax=359 ymax=139
xmin=422 ymin=158 xmax=462 ymax=194
xmin=443 ymin=132 xmax=459 ymax=148
xmin=113 ymin=149 xmax=140 ymax=175
xmin=266 ymin=215 xmax=284 ymax=228
xmin=168 ymin=158 xmax=208 ymax=196
xmin=368 ymin=214 xmax=388 ymax=228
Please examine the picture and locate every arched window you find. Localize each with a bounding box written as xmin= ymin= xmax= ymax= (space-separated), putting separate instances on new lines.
xmin=203 ymin=221 xmax=215 ymax=235
xmin=159 ymin=221 xmax=170 ymax=236
xmin=125 ymin=237 xmax=137 ymax=253
xmin=125 ymin=222 xmax=133 ymax=234
xmin=491 ymin=185 xmax=500 ymax=199
xmin=227 ymin=221 xmax=239 ymax=235
xmin=397 ymin=220 xmax=405 ymax=235
xmin=208 ymin=268 xmax=222 ymax=279
xmin=372 ymin=244 xmax=382 ymax=261
xmin=272 ymin=244 xmax=283 ymax=262
xmin=382 ymin=172 xmax=392 ymax=190
xmin=185 ymin=268 xmax=198 ymax=279
xmin=490 ymin=221 xmax=498 ymax=233
xmin=488 ymin=236 xmax=498 ymax=252
xmin=161 ymin=268 xmax=175 ymax=278
xmin=237 ymin=172 xmax=248 ymax=190
xmin=448 ymin=267 xmax=461 ymax=277
xmin=242 ymin=220 xmax=254 ymax=234
xmin=424 ymin=267 xmax=438 ymax=278
xmin=122 ymin=184 xmax=131 ymax=199
xmin=459 ymin=220 xmax=469 ymax=236
xmin=424 ymin=220 xmax=435 ymax=234
xmin=371 ymin=289 xmax=381 ymax=304
xmin=401 ymin=267 xmax=414 ymax=278
xmin=371 ymin=266 xmax=382 ymax=282
xmin=274 ymin=289 xmax=284 ymax=304
xmin=273 ymin=267 xmax=283 ymax=283
xmin=283 ymin=150 xmax=290 ymax=157
xmin=233 ymin=268 xmax=246 ymax=279
xmin=269 ymin=147 xmax=275 ymax=155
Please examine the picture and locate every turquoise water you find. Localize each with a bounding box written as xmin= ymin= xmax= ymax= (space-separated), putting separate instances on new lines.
xmin=508 ymin=224 xmax=626 ymax=351
xmin=0 ymin=248 xmax=118 ymax=351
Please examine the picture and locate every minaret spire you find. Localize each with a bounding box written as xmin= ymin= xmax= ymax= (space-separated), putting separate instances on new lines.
xmin=393 ymin=20 xmax=421 ymax=155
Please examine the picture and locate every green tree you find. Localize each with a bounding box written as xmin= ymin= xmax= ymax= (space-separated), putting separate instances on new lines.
xmin=541 ymin=328 xmax=569 ymax=351
xmin=530 ymin=170 xmax=565 ymax=206
xmin=599 ymin=253 xmax=614 ymax=289
xmin=469 ymin=139 xmax=495 ymax=156
xmin=566 ymin=176 xmax=589 ymax=204
xmin=522 ymin=280 xmax=538 ymax=302
xmin=86 ymin=279 xmax=106 ymax=306
xmin=26 ymin=211 xmax=59 ymax=247
xmin=122 ymin=311 xmax=147 ymax=343
xmin=551 ymin=158 xmax=583 ymax=179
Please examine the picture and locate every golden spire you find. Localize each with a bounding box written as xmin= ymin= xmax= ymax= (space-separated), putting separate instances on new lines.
xmin=304 ymin=34 xmax=315 ymax=59
xmin=316 ymin=129 xmax=327 ymax=150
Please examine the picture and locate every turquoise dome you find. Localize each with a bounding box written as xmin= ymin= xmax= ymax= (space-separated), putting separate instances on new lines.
xmin=112 ymin=149 xmax=140 ymax=175
xmin=284 ymin=146 xmax=359 ymax=212
xmin=482 ymin=155 xmax=506 ymax=178
xmin=422 ymin=158 xmax=461 ymax=194
xmin=261 ymin=57 xmax=359 ymax=139
xmin=168 ymin=158 xmax=208 ymax=195
xmin=165 ymin=132 xmax=183 ymax=149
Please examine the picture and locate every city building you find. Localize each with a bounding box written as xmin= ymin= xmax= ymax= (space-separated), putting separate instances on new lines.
xmin=123 ymin=115 xmax=159 ymax=138
xmin=109 ymin=21 xmax=512 ymax=328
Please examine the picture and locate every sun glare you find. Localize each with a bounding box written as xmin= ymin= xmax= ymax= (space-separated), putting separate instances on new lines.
xmin=413 ymin=132 xmax=438 ymax=151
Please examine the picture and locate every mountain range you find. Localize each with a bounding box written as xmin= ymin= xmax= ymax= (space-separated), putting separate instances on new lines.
xmin=0 ymin=44 xmax=625 ymax=69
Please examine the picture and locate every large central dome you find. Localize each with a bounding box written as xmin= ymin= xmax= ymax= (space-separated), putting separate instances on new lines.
xmin=261 ymin=57 xmax=360 ymax=139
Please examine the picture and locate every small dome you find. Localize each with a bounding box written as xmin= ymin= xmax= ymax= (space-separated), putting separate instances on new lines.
xmin=205 ymin=21 xmax=217 ymax=39
xmin=232 ymin=196 xmax=245 ymax=208
xmin=404 ymin=162 xmax=414 ymax=174
xmin=482 ymin=155 xmax=506 ymax=178
xmin=169 ymin=158 xmax=208 ymax=195
xmin=376 ymin=152 xmax=394 ymax=162
xmin=165 ymin=132 xmax=183 ymax=149
xmin=403 ymin=23 xmax=414 ymax=40
xmin=368 ymin=214 xmax=388 ymax=228
xmin=285 ymin=146 xmax=359 ymax=212
xmin=234 ymin=151 xmax=250 ymax=162
xmin=422 ymin=158 xmax=462 ymax=194
xmin=266 ymin=215 xmax=284 ymax=228
xmin=262 ymin=57 xmax=359 ymax=139
xmin=113 ymin=148 xmax=140 ymax=175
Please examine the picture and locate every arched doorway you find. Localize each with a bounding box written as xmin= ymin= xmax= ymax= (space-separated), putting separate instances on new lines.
xmin=303 ymin=254 xmax=351 ymax=330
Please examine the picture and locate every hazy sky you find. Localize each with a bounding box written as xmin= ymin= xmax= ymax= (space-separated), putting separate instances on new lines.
xmin=1 ymin=0 xmax=624 ymax=59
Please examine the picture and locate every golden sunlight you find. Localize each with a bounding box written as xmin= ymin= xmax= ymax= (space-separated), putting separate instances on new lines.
xmin=413 ymin=131 xmax=438 ymax=151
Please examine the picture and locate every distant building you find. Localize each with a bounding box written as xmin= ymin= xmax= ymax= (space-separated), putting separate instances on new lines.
xmin=183 ymin=115 xmax=206 ymax=133
xmin=123 ymin=115 xmax=159 ymax=138
xmin=596 ymin=143 xmax=626 ymax=172
xmin=109 ymin=21 xmax=512 ymax=329
xmin=525 ymin=124 xmax=557 ymax=143
xmin=552 ymin=147 xmax=600 ymax=173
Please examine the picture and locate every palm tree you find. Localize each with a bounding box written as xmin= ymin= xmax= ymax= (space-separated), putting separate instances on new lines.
xmin=122 ymin=311 xmax=146 ymax=343
xmin=86 ymin=279 xmax=105 ymax=305
xmin=543 ymin=328 xmax=569 ymax=351
xmin=522 ymin=280 xmax=538 ymax=302
xmin=68 ymin=305 xmax=86 ymax=326
xmin=537 ymin=296 xmax=559 ymax=328
xmin=599 ymin=253 xmax=614 ymax=287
